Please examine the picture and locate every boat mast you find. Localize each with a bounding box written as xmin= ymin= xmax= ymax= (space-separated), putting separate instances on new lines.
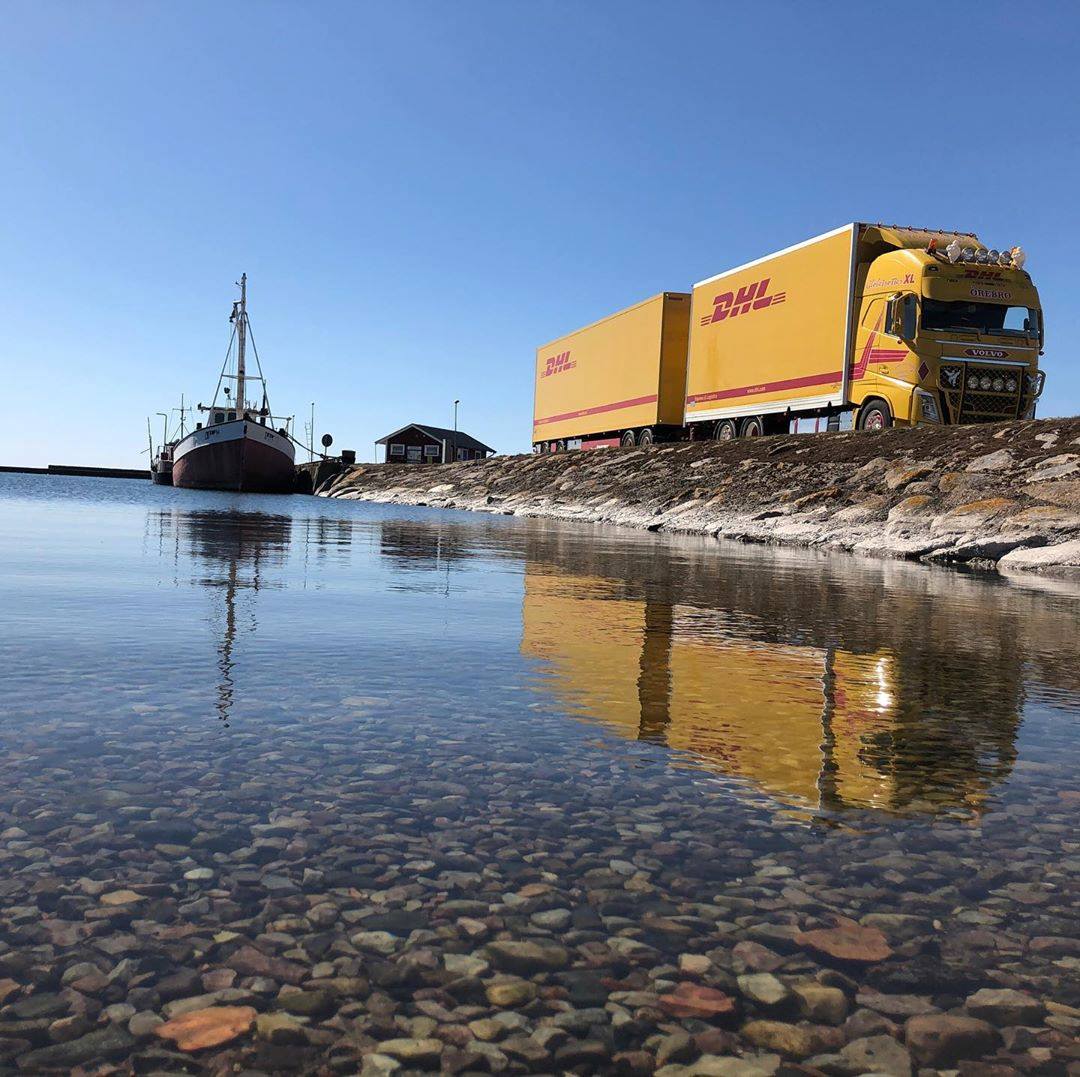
xmin=235 ymin=273 xmax=247 ymax=418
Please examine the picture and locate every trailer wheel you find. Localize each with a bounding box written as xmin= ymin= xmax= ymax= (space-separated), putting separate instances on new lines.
xmin=857 ymin=400 xmax=893 ymax=431
xmin=620 ymin=430 xmax=636 ymax=448
xmin=637 ymin=428 xmax=654 ymax=447
xmin=740 ymin=416 xmax=764 ymax=437
xmin=714 ymin=419 xmax=737 ymax=441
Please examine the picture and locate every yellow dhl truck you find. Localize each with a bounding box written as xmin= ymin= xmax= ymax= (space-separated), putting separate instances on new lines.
xmin=533 ymin=223 xmax=1045 ymax=450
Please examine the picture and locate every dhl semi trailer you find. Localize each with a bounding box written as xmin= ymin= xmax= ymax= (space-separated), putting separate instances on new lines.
xmin=533 ymin=223 xmax=1045 ymax=450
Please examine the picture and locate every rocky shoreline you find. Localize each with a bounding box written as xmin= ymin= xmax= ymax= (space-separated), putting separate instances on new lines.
xmin=319 ymin=417 xmax=1080 ymax=577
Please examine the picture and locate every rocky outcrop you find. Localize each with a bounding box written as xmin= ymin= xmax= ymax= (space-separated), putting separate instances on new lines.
xmin=320 ymin=417 xmax=1080 ymax=576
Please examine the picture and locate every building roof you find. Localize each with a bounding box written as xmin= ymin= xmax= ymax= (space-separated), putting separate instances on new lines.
xmin=375 ymin=423 xmax=495 ymax=454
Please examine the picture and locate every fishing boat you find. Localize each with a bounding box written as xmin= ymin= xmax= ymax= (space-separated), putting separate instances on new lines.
xmin=172 ymin=275 xmax=296 ymax=493
xmin=150 ymin=443 xmax=174 ymax=485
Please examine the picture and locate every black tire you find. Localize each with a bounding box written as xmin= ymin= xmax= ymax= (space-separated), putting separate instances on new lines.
xmin=637 ymin=428 xmax=654 ymax=447
xmin=740 ymin=416 xmax=764 ymax=437
xmin=620 ymin=430 xmax=636 ymax=448
xmin=858 ymin=400 xmax=893 ymax=431
xmin=714 ymin=419 xmax=737 ymax=442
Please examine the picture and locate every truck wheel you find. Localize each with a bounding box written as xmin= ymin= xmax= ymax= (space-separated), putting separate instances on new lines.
xmin=637 ymin=428 xmax=654 ymax=447
xmin=620 ymin=430 xmax=636 ymax=448
xmin=714 ymin=420 xmax=737 ymax=441
xmin=858 ymin=401 xmax=893 ymax=431
xmin=740 ymin=416 xmax=764 ymax=437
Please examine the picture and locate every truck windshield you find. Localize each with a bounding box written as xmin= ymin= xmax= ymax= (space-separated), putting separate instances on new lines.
xmin=922 ymin=299 xmax=1038 ymax=337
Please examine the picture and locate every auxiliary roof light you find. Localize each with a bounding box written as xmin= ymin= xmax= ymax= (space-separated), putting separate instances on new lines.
xmin=975 ymin=249 xmax=990 ymax=264
xmin=997 ymin=250 xmax=1013 ymax=266
xmin=961 ymin=246 xmax=977 ymax=262
xmin=1011 ymin=246 xmax=1027 ymax=269
xmin=945 ymin=240 xmax=963 ymax=263
xmin=987 ymin=249 xmax=1000 ymax=264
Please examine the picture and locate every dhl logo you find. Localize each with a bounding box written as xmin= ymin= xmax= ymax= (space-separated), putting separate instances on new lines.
xmin=541 ymin=350 xmax=576 ymax=378
xmin=701 ymin=277 xmax=785 ymax=326
xmin=961 ymin=268 xmax=1005 ymax=281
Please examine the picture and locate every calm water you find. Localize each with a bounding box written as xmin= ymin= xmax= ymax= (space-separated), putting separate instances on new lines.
xmin=0 ymin=473 xmax=1077 ymax=1071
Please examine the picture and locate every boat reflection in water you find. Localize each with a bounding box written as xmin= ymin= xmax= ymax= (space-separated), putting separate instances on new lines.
xmin=518 ymin=530 xmax=1028 ymax=818
xmin=151 ymin=509 xmax=292 ymax=726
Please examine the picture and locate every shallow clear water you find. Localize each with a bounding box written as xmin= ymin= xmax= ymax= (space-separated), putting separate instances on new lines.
xmin=0 ymin=473 xmax=1077 ymax=1071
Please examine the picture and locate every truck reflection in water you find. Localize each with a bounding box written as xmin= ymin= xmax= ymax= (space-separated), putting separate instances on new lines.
xmin=150 ymin=509 xmax=292 ymax=727
xmin=518 ymin=531 xmax=1028 ymax=818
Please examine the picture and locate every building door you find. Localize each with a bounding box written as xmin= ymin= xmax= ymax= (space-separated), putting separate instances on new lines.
xmin=407 ymin=446 xmax=422 ymax=463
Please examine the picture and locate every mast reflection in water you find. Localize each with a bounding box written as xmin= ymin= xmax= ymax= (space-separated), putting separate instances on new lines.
xmin=152 ymin=509 xmax=292 ymax=727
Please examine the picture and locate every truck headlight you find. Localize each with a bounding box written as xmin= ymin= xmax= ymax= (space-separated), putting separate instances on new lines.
xmin=916 ymin=390 xmax=940 ymax=423
xmin=992 ymin=376 xmax=1004 ymax=392
xmin=1005 ymin=375 xmax=1018 ymax=392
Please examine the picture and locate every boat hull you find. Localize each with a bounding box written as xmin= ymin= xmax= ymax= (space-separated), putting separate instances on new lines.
xmin=173 ymin=420 xmax=295 ymax=493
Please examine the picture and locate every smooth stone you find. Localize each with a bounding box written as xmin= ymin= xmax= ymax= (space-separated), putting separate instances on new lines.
xmin=965 ymin=987 xmax=1046 ymax=1027
xmin=795 ymin=922 xmax=892 ymax=965
xmin=467 ymin=1017 xmax=506 ymax=1042
xmin=256 ymin=1012 xmax=308 ymax=1045
xmin=484 ymin=940 xmax=569 ymax=973
xmin=154 ymin=1005 xmax=257 ymax=1051
xmin=18 ymin=1026 xmax=135 ymax=1069
xmin=740 ymin=1020 xmax=837 ymax=1060
xmin=793 ymin=983 xmax=848 ymax=1025
xmin=99 ymin=890 xmax=146 ymax=906
xmin=485 ymin=979 xmax=537 ymax=1008
xmin=904 ymin=1013 xmax=1002 ymax=1068
xmin=837 ymin=1034 xmax=912 ymax=1076
xmin=679 ymin=954 xmax=712 ymax=977
xmin=128 ymin=1011 xmax=163 ymax=1038
xmin=658 ymin=983 xmax=737 ymax=1020
xmin=351 ymin=930 xmax=399 ymax=955
xmin=732 ymin=941 xmax=786 ymax=972
xmin=530 ymin=908 xmax=572 ymax=930
xmin=278 ymin=989 xmax=335 ymax=1017
xmin=102 ymin=1003 xmax=136 ymax=1023
xmin=443 ymin=953 xmax=489 ymax=978
xmin=360 ymin=1054 xmax=401 ymax=1075
xmin=377 ymin=1037 xmax=443 ymax=1065
xmin=737 ymin=973 xmax=791 ymax=1008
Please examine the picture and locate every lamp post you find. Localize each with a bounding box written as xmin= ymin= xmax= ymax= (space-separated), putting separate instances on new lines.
xmin=453 ymin=399 xmax=459 ymax=463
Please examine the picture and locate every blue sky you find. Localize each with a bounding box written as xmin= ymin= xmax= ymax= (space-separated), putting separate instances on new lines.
xmin=2 ymin=2 xmax=1077 ymax=467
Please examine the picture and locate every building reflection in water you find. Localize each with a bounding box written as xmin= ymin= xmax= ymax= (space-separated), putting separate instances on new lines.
xmin=150 ymin=509 xmax=292 ymax=727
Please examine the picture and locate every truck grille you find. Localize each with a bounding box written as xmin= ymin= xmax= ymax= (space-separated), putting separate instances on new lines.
xmin=937 ymin=362 xmax=1040 ymax=424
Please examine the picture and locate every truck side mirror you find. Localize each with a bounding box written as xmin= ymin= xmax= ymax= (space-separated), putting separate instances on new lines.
xmin=886 ymin=295 xmax=902 ymax=336
xmin=887 ymin=293 xmax=917 ymax=340
xmin=901 ymin=293 xmax=917 ymax=340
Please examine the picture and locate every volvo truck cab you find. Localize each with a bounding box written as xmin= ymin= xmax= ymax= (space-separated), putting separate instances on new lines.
xmin=850 ymin=228 xmax=1044 ymax=429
